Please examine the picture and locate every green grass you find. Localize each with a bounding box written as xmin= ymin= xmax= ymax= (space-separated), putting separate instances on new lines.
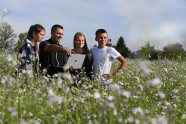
xmin=0 ymin=51 xmax=186 ymax=123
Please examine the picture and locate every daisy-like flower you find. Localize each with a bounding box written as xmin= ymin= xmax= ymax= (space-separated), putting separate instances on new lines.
xmin=107 ymin=95 xmax=114 ymax=101
xmin=121 ymin=90 xmax=131 ymax=98
xmin=158 ymin=91 xmax=166 ymax=99
xmin=94 ymin=92 xmax=101 ymax=99
xmin=6 ymin=54 xmax=12 ymax=62
xmin=109 ymin=83 xmax=120 ymax=91
xmin=146 ymin=78 xmax=161 ymax=86
xmin=127 ymin=116 xmax=134 ymax=123
xmin=132 ymin=107 xmax=144 ymax=116
xmin=172 ymin=89 xmax=179 ymax=95
xmin=8 ymin=107 xmax=15 ymax=112
xmin=135 ymin=76 xmax=140 ymax=82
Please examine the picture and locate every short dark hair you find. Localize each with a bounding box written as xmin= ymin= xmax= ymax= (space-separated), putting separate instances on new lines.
xmin=51 ymin=24 xmax=63 ymax=32
xmin=95 ymin=29 xmax=107 ymax=37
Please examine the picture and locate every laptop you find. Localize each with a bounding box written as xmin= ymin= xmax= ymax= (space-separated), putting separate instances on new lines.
xmin=66 ymin=54 xmax=86 ymax=69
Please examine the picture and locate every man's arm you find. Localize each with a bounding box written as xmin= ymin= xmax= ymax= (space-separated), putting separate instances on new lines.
xmin=44 ymin=44 xmax=73 ymax=56
xmin=103 ymin=56 xmax=127 ymax=78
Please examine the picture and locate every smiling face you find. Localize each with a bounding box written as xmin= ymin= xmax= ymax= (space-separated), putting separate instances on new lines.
xmin=51 ymin=27 xmax=63 ymax=44
xmin=74 ymin=35 xmax=85 ymax=49
xmin=95 ymin=33 xmax=108 ymax=48
xmin=33 ymin=29 xmax=45 ymax=42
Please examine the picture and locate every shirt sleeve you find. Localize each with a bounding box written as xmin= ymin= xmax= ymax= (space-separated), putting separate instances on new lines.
xmin=84 ymin=54 xmax=93 ymax=79
xmin=90 ymin=48 xmax=93 ymax=55
xmin=39 ymin=41 xmax=48 ymax=52
xmin=63 ymin=53 xmax=68 ymax=65
xmin=110 ymin=47 xmax=121 ymax=59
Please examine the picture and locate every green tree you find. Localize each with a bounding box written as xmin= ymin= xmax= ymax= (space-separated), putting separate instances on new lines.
xmin=14 ymin=32 xmax=27 ymax=52
xmin=0 ymin=22 xmax=17 ymax=50
xmin=115 ymin=36 xmax=131 ymax=58
xmin=93 ymin=44 xmax=97 ymax=47
xmin=161 ymin=43 xmax=185 ymax=60
xmin=140 ymin=41 xmax=158 ymax=60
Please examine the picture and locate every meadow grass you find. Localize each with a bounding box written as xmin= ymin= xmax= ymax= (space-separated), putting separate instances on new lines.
xmin=0 ymin=51 xmax=186 ymax=124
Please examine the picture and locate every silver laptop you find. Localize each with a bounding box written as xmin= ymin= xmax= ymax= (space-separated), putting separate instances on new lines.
xmin=66 ymin=54 xmax=86 ymax=69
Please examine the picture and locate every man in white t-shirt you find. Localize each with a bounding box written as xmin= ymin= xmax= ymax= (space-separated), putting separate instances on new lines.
xmin=90 ymin=29 xmax=127 ymax=85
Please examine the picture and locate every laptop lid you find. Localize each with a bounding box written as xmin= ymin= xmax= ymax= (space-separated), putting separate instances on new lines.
xmin=66 ymin=54 xmax=86 ymax=69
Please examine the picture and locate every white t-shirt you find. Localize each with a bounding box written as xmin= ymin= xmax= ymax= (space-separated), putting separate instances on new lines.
xmin=90 ymin=46 xmax=121 ymax=78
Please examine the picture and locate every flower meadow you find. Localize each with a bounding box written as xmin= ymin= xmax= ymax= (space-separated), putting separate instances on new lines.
xmin=0 ymin=51 xmax=186 ymax=124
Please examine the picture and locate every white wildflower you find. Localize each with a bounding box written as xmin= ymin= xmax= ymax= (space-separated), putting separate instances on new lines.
xmin=8 ymin=107 xmax=15 ymax=112
xmin=151 ymin=116 xmax=168 ymax=124
xmin=29 ymin=112 xmax=33 ymax=117
xmin=121 ymin=90 xmax=131 ymax=98
xmin=135 ymin=119 xmax=140 ymax=124
xmin=140 ymin=63 xmax=152 ymax=75
xmin=138 ymin=84 xmax=143 ymax=91
xmin=172 ymin=89 xmax=179 ymax=95
xmin=26 ymin=70 xmax=33 ymax=78
xmin=158 ymin=91 xmax=166 ymax=99
xmin=104 ymin=102 xmax=115 ymax=108
xmin=135 ymin=76 xmax=140 ymax=82
xmin=47 ymin=87 xmax=54 ymax=96
xmin=109 ymin=83 xmax=120 ymax=91
xmin=63 ymin=66 xmax=69 ymax=71
xmin=11 ymin=111 xmax=17 ymax=116
xmin=132 ymin=107 xmax=144 ymax=116
xmin=163 ymin=68 xmax=168 ymax=73
xmin=118 ymin=118 xmax=123 ymax=122
xmin=107 ymin=95 xmax=114 ymax=101
xmin=1 ymin=78 xmax=5 ymax=84
xmin=164 ymin=101 xmax=171 ymax=106
xmin=173 ymin=104 xmax=177 ymax=108
xmin=94 ymin=92 xmax=101 ymax=99
xmin=182 ymin=114 xmax=186 ymax=119
xmin=113 ymin=108 xmax=117 ymax=115
xmin=47 ymin=96 xmax=58 ymax=105
xmin=6 ymin=54 xmax=12 ymax=62
xmin=148 ymin=54 xmax=151 ymax=58
xmin=22 ymin=70 xmax=26 ymax=74
xmin=146 ymin=78 xmax=161 ymax=86
xmin=1 ymin=8 xmax=11 ymax=14
xmin=127 ymin=116 xmax=134 ymax=123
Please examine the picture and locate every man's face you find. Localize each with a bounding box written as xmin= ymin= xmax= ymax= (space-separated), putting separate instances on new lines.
xmin=95 ymin=33 xmax=108 ymax=48
xmin=51 ymin=27 xmax=63 ymax=44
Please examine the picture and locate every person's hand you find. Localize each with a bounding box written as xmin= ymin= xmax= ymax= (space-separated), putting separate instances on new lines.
xmin=103 ymin=73 xmax=116 ymax=79
xmin=63 ymin=47 xmax=74 ymax=57
xmin=102 ymin=74 xmax=112 ymax=79
xmin=69 ymin=66 xmax=76 ymax=72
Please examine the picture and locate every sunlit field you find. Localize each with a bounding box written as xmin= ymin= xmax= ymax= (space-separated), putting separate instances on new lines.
xmin=0 ymin=51 xmax=186 ymax=124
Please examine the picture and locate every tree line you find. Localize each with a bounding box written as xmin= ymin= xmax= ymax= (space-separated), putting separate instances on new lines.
xmin=0 ymin=22 xmax=186 ymax=60
xmin=112 ymin=36 xmax=186 ymax=60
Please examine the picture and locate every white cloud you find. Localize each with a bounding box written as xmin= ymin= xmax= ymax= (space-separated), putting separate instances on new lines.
xmin=1 ymin=0 xmax=186 ymax=51
xmin=110 ymin=0 xmax=186 ymax=50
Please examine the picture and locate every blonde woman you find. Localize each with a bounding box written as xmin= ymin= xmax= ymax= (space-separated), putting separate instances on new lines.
xmin=71 ymin=32 xmax=93 ymax=80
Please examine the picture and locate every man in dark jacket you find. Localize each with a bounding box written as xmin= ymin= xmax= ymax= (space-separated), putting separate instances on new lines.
xmin=39 ymin=24 xmax=73 ymax=76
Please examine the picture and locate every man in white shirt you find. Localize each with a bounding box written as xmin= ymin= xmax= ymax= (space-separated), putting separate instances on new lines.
xmin=90 ymin=29 xmax=127 ymax=84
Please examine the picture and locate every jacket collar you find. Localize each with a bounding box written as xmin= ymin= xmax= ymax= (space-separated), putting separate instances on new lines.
xmin=25 ymin=39 xmax=34 ymax=47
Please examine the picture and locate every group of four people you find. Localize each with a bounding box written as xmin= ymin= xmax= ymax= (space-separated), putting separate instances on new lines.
xmin=18 ymin=24 xmax=127 ymax=84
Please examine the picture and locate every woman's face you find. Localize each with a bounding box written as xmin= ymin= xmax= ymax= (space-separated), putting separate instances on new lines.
xmin=33 ymin=30 xmax=45 ymax=42
xmin=74 ymin=35 xmax=85 ymax=49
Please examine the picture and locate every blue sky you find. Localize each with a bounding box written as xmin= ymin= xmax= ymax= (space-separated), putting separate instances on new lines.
xmin=1 ymin=0 xmax=186 ymax=51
